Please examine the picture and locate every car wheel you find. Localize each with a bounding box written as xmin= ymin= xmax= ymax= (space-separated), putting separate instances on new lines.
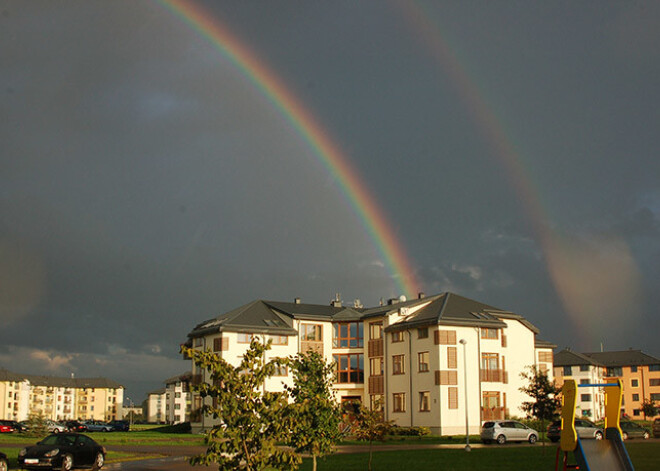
xmin=92 ymin=452 xmax=104 ymax=470
xmin=61 ymin=453 xmax=73 ymax=471
xmin=52 ymin=428 xmax=59 ymax=434
xmin=643 ymin=432 xmax=649 ymax=440
xmin=0 ymin=458 xmax=7 ymax=471
xmin=595 ymin=431 xmax=603 ymax=440
xmin=622 ymin=432 xmax=628 ymax=440
xmin=496 ymin=434 xmax=506 ymax=445
xmin=528 ymin=434 xmax=538 ymax=444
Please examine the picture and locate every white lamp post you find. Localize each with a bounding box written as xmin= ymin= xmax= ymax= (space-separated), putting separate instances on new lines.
xmin=459 ymin=339 xmax=471 ymax=452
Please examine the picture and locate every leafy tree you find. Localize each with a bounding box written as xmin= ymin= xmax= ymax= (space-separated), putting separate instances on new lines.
xmin=24 ymin=413 xmax=48 ymax=438
xmin=352 ymin=401 xmax=393 ymax=471
xmin=285 ymin=351 xmax=342 ymax=471
xmin=181 ymin=338 xmax=301 ymax=471
xmin=519 ymin=365 xmax=561 ymax=447
xmin=641 ymin=399 xmax=657 ymax=420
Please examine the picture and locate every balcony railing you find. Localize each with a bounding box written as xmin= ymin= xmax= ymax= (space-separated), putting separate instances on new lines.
xmin=482 ymin=407 xmax=506 ymax=421
xmin=480 ymin=369 xmax=508 ymax=383
xmin=368 ymin=338 xmax=383 ymax=358
xmin=301 ymin=340 xmax=323 ymax=356
xmin=368 ymin=375 xmax=384 ymax=394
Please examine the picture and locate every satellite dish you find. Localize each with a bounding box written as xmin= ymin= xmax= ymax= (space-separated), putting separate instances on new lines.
xmin=399 ymin=295 xmax=407 ymax=302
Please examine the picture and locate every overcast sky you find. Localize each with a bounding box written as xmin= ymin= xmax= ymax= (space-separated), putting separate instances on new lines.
xmin=2 ymin=0 xmax=659 ymax=402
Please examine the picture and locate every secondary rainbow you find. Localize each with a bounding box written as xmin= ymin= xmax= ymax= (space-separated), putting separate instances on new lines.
xmin=157 ymin=0 xmax=419 ymax=298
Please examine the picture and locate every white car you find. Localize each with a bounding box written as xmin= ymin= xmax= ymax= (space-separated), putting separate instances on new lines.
xmin=45 ymin=420 xmax=66 ymax=433
xmin=481 ymin=420 xmax=539 ymax=444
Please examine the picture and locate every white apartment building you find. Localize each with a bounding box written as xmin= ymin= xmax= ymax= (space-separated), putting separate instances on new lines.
xmin=185 ymin=292 xmax=555 ymax=435
xmin=164 ymin=373 xmax=191 ymax=424
xmin=146 ymin=388 xmax=167 ymax=423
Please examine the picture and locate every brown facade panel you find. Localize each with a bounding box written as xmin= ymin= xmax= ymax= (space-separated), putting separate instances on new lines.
xmin=301 ymin=341 xmax=323 ymax=355
xmin=448 ymin=387 xmax=458 ymax=409
xmin=447 ymin=347 xmax=457 ymax=369
xmin=368 ymin=375 xmax=384 ymax=394
xmin=368 ymin=338 xmax=384 ymax=358
xmin=435 ymin=370 xmax=458 ymax=385
xmin=434 ymin=330 xmax=457 ymax=345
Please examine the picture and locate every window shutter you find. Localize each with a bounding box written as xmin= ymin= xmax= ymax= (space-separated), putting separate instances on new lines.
xmin=434 ymin=330 xmax=456 ymax=345
xmin=447 ymin=347 xmax=457 ymax=369
xmin=448 ymin=387 xmax=458 ymax=409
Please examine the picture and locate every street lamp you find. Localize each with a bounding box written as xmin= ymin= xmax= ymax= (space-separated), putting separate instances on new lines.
xmin=126 ymin=397 xmax=134 ymax=428
xmin=459 ymin=339 xmax=471 ymax=452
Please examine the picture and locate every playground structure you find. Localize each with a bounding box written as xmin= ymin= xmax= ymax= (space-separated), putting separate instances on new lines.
xmin=556 ymin=379 xmax=634 ymax=471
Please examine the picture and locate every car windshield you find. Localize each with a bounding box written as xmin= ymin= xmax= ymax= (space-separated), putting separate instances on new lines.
xmin=39 ymin=435 xmax=76 ymax=446
xmin=482 ymin=422 xmax=495 ymax=428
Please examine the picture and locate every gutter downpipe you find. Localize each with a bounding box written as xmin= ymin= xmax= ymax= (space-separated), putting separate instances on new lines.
xmin=384 ymin=323 xmax=389 ymax=422
xmin=409 ymin=329 xmax=414 ymax=427
xmin=476 ymin=327 xmax=483 ymax=424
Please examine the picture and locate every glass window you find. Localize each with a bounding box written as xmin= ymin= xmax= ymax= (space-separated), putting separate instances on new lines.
xmin=237 ymin=333 xmax=255 ymax=344
xmin=632 ymin=393 xmax=639 ymax=402
xmin=606 ymin=367 xmax=623 ymax=377
xmin=417 ymin=327 xmax=428 ymax=339
xmin=481 ymin=328 xmax=498 ymax=339
xmin=650 ymin=364 xmax=660 ymax=372
xmin=418 ymin=352 xmax=429 ymax=372
xmin=563 ymin=366 xmax=572 ymax=376
xmin=631 ymin=379 xmax=639 ymax=387
xmin=370 ymin=357 xmax=383 ymax=376
xmin=333 ymin=354 xmax=364 ymax=383
xmin=580 ymin=394 xmax=592 ymax=402
xmin=392 ymin=393 xmax=405 ymax=412
xmin=419 ymin=392 xmax=430 ymax=412
xmin=369 ymin=322 xmax=382 ymax=340
xmin=579 ymin=365 xmax=589 ymax=372
xmin=393 ymin=354 xmax=405 ymax=375
xmin=333 ymin=322 xmax=363 ymax=348
xmin=270 ymin=335 xmax=288 ymax=345
xmin=392 ymin=331 xmax=404 ymax=343
xmin=630 ymin=366 xmax=638 ymax=373
xmin=301 ymin=324 xmax=322 ymax=341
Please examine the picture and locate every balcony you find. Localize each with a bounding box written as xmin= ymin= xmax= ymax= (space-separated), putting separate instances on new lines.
xmin=368 ymin=375 xmax=384 ymax=394
xmin=482 ymin=406 xmax=506 ymax=421
xmin=480 ymin=369 xmax=508 ymax=383
xmin=367 ymin=339 xmax=383 ymax=358
xmin=301 ymin=340 xmax=323 ymax=356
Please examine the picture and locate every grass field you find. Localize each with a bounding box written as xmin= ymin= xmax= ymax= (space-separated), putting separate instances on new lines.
xmin=295 ymin=442 xmax=660 ymax=471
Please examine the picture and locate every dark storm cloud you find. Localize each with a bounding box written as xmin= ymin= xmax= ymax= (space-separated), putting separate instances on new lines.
xmin=1 ymin=0 xmax=659 ymax=400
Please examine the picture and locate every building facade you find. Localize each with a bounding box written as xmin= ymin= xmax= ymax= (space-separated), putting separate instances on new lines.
xmin=0 ymin=370 xmax=124 ymax=422
xmin=146 ymin=389 xmax=166 ymax=423
xmin=553 ymin=349 xmax=607 ymax=421
xmin=164 ymin=373 xmax=191 ymax=424
xmin=185 ymin=292 xmax=554 ymax=435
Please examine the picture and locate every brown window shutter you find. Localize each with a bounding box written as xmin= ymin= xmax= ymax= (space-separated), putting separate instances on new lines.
xmin=447 ymin=347 xmax=457 ymax=369
xmin=501 ymin=333 xmax=507 ymax=348
xmin=435 ymin=330 xmax=456 ymax=345
xmin=448 ymin=370 xmax=458 ymax=385
xmin=213 ymin=338 xmax=221 ymax=352
xmin=448 ymin=330 xmax=456 ymax=345
xmin=448 ymin=387 xmax=458 ymax=409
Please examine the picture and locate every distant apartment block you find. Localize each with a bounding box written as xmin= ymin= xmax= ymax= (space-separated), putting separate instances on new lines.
xmin=146 ymin=388 xmax=166 ymax=423
xmin=0 ymin=369 xmax=124 ymax=422
xmin=183 ymin=292 xmax=555 ymax=435
xmin=553 ymin=349 xmax=660 ymax=420
xmin=145 ymin=373 xmax=192 ymax=424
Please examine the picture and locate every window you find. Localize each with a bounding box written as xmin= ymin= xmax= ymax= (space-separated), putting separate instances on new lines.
xmin=237 ymin=333 xmax=255 ymax=344
xmin=194 ymin=337 xmax=203 ymax=347
xmin=369 ymin=322 xmax=383 ymax=340
xmin=370 ymin=357 xmax=384 ymax=376
xmin=563 ymin=366 xmax=573 ymax=376
xmin=481 ymin=328 xmax=498 ymax=339
xmin=370 ymin=394 xmax=384 ymax=411
xmin=333 ymin=322 xmax=364 ymax=348
xmin=175 ymin=392 xmax=181 ymax=398
xmin=580 ymin=394 xmax=592 ymax=402
xmin=579 ymin=365 xmax=589 ymax=372
xmin=213 ymin=337 xmax=228 ymax=351
xmin=633 ymin=409 xmax=641 ymax=416
xmin=392 ymin=393 xmax=405 ymax=412
xmin=606 ymin=367 xmax=623 ymax=377
xmin=333 ymin=354 xmax=364 ymax=383
xmin=630 ymin=366 xmax=638 ymax=373
xmin=270 ymin=335 xmax=288 ymax=345
xmin=650 ymin=379 xmax=660 ymax=387
xmin=650 ymin=364 xmax=660 ymax=372
xmin=482 ymin=353 xmax=499 ymax=371
xmin=632 ymin=393 xmax=640 ymax=402
xmin=580 ymin=379 xmax=590 ymax=385
xmin=631 ymin=379 xmax=639 ymax=387
xmin=417 ymin=327 xmax=428 ymax=339
xmin=651 ymin=393 xmax=660 ymax=401
xmin=174 ymin=404 xmax=181 ymax=410
xmin=392 ymin=331 xmax=404 ymax=343
xmin=301 ymin=324 xmax=322 ymax=341
xmin=419 ymin=392 xmax=430 ymax=412
xmin=418 ymin=352 xmax=429 ymax=372
xmin=392 ymin=354 xmax=405 ymax=375
xmin=273 ymin=364 xmax=288 ymax=377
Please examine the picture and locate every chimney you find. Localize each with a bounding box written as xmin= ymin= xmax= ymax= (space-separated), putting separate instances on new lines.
xmin=294 ymin=297 xmax=301 ymax=304
xmin=418 ymin=292 xmax=425 ymax=299
xmin=330 ymin=293 xmax=342 ymax=308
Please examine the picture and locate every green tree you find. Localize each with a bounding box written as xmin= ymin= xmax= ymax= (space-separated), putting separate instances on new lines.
xmin=181 ymin=338 xmax=301 ymax=471
xmin=519 ymin=366 xmax=561 ymax=447
xmin=285 ymin=351 xmax=342 ymax=471
xmin=352 ymin=401 xmax=393 ymax=471
xmin=24 ymin=413 xmax=48 ymax=438
xmin=641 ymin=399 xmax=657 ymax=420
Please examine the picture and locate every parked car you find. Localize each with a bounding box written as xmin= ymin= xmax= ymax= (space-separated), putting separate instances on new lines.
xmin=65 ymin=420 xmax=87 ymax=433
xmin=0 ymin=451 xmax=8 ymax=471
xmin=481 ymin=420 xmax=539 ymax=444
xmin=108 ymin=420 xmax=129 ymax=432
xmin=82 ymin=420 xmax=113 ymax=432
xmin=18 ymin=433 xmax=105 ymax=471
xmin=45 ymin=420 xmax=66 ymax=434
xmin=0 ymin=422 xmax=14 ymax=433
xmin=620 ymin=420 xmax=650 ymax=440
xmin=547 ymin=418 xmax=604 ymax=442
xmin=653 ymin=418 xmax=660 ymax=439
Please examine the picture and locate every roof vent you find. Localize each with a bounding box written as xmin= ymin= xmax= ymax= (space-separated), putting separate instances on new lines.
xmin=330 ymin=293 xmax=342 ymax=308
xmin=418 ymin=292 xmax=425 ymax=299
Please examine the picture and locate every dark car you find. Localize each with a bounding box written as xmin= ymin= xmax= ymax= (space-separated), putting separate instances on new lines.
xmin=65 ymin=421 xmax=88 ymax=433
xmin=18 ymin=433 xmax=105 ymax=471
xmin=4 ymin=419 xmax=29 ymax=432
xmin=620 ymin=420 xmax=650 ymax=440
xmin=653 ymin=418 xmax=660 ymax=439
xmin=547 ymin=418 xmax=604 ymax=442
xmin=107 ymin=420 xmax=129 ymax=432
xmin=0 ymin=451 xmax=8 ymax=471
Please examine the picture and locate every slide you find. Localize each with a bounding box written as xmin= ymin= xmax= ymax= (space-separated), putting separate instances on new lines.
xmin=573 ymin=429 xmax=634 ymax=471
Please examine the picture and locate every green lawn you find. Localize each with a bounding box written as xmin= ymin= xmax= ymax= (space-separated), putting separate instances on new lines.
xmin=294 ymin=442 xmax=660 ymax=471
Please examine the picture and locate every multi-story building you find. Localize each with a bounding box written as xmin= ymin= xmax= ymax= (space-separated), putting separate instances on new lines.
xmin=184 ymin=292 xmax=554 ymax=435
xmin=0 ymin=370 xmax=124 ymax=422
xmin=553 ymin=349 xmax=607 ymax=421
xmin=146 ymin=388 xmax=166 ymax=423
xmin=582 ymin=350 xmax=660 ymax=420
xmin=164 ymin=373 xmax=191 ymax=424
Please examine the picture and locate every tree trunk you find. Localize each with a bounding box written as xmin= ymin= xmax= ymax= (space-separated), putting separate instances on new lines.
xmin=313 ymin=454 xmax=317 ymax=471
xmin=368 ymin=440 xmax=373 ymax=471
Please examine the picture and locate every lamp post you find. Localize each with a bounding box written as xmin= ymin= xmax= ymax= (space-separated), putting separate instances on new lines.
xmin=459 ymin=339 xmax=471 ymax=452
xmin=126 ymin=397 xmax=134 ymax=427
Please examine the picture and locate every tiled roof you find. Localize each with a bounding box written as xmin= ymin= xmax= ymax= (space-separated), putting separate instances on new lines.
xmin=0 ymin=369 xmax=123 ymax=389
xmin=582 ymin=350 xmax=660 ymax=367
xmin=554 ymin=349 xmax=603 ymax=367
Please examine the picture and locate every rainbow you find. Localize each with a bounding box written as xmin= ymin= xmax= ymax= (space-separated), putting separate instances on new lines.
xmin=157 ymin=0 xmax=419 ymax=298
xmin=401 ymin=1 xmax=642 ymax=346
